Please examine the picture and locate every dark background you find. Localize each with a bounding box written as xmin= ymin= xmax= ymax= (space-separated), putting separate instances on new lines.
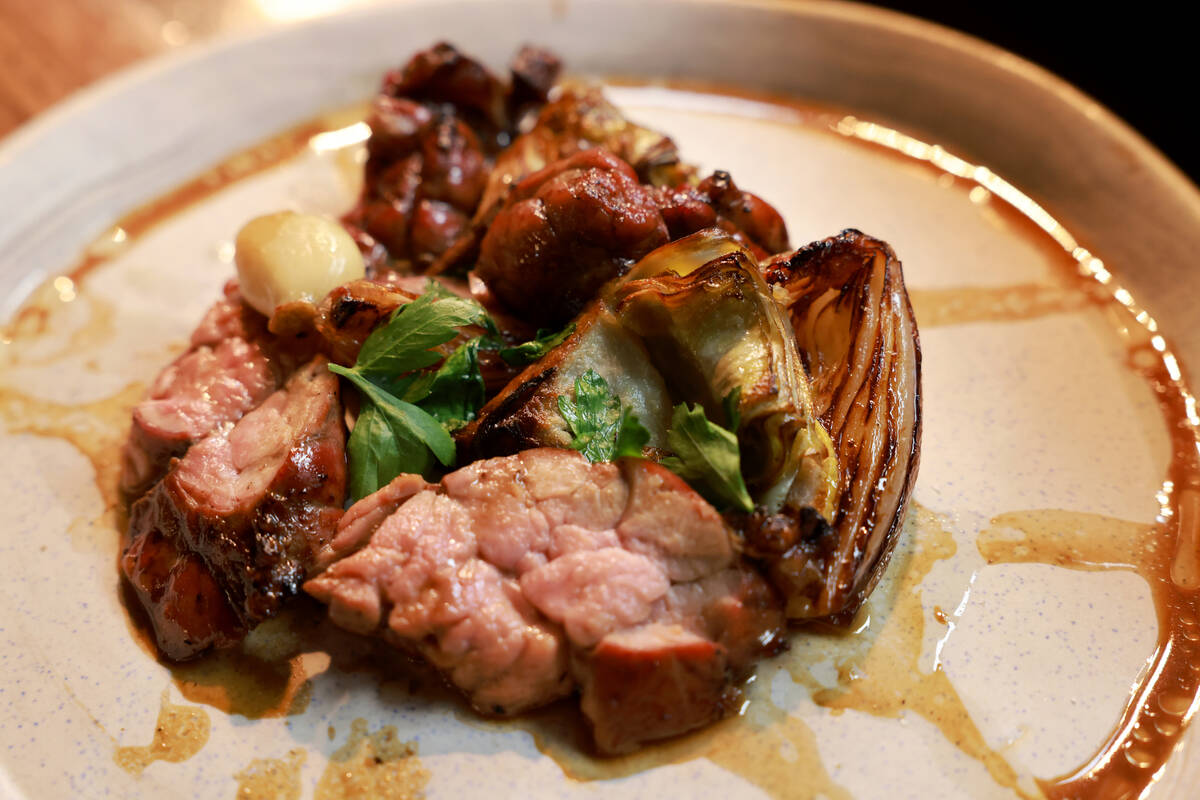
xmin=872 ymin=2 xmax=1197 ymax=185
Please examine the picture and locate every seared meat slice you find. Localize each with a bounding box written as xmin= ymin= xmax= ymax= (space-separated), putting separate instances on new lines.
xmin=120 ymin=284 xmax=279 ymax=499
xmin=121 ymin=337 xmax=276 ymax=501
xmin=579 ymin=625 xmax=735 ymax=754
xmin=121 ymin=527 xmax=245 ymax=655
xmin=475 ymin=148 xmax=670 ymax=326
xmin=305 ymin=449 xmax=784 ymax=751
xmin=123 ymin=357 xmax=347 ymax=659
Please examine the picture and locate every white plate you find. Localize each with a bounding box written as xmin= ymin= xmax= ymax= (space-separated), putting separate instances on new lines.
xmin=3 ymin=2 xmax=1199 ymax=798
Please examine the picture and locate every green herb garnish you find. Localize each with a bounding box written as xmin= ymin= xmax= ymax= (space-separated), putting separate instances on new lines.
xmin=498 ymin=323 xmax=575 ymax=366
xmin=331 ymin=284 xmax=492 ymax=500
xmin=557 ymin=369 xmax=650 ymax=463
xmin=661 ymin=398 xmax=754 ymax=513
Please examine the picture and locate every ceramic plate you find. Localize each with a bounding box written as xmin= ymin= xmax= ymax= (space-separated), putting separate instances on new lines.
xmin=3 ymin=2 xmax=1199 ymax=798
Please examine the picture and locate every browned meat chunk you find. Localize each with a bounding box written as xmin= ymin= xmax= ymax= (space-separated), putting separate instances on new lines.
xmin=380 ymin=41 xmax=509 ymax=148
xmin=305 ymin=449 xmax=784 ymax=751
xmin=508 ymin=45 xmax=562 ymax=115
xmin=121 ymin=527 xmax=245 ymax=655
xmin=120 ymin=284 xmax=279 ymax=499
xmin=580 ymin=625 xmax=734 ymax=754
xmin=313 ymin=279 xmax=417 ymax=366
xmin=475 ymin=148 xmax=670 ymax=326
xmin=647 ymin=174 xmax=789 ymax=259
xmin=697 ymin=170 xmax=789 ymax=258
xmin=123 ymin=357 xmax=347 ymax=659
xmin=348 ymin=44 xmax=562 ymax=275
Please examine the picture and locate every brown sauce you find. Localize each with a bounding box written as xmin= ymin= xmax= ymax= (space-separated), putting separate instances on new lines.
xmin=909 ymin=283 xmax=1102 ymax=329
xmin=314 ymin=718 xmax=429 ymax=800
xmin=120 ymin=593 xmax=368 ymax=720
xmin=2 ymin=86 xmax=1198 ymax=799
xmin=113 ymin=689 xmax=210 ymax=776
xmin=235 ymin=748 xmax=307 ymax=800
xmin=797 ymin=504 xmax=1033 ymax=798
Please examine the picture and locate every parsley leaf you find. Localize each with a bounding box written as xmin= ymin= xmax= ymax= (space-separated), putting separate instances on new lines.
xmin=408 ymin=338 xmax=486 ymax=431
xmin=557 ymin=370 xmax=650 ymax=463
xmin=722 ymin=386 xmax=742 ymax=432
xmin=330 ymin=364 xmax=456 ymax=465
xmin=343 ymin=401 xmax=434 ymax=502
xmin=661 ymin=401 xmax=754 ymax=513
xmin=330 ymin=284 xmax=492 ymax=500
xmin=498 ymin=323 xmax=575 ymax=365
xmin=354 ymin=284 xmax=490 ymax=380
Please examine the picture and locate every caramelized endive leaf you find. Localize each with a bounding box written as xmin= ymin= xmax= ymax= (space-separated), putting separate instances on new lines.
xmin=459 ymin=230 xmax=840 ymax=522
xmin=759 ymin=229 xmax=923 ymax=621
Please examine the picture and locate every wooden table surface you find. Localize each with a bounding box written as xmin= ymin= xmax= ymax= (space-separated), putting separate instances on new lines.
xmin=0 ymin=0 xmax=373 ymax=138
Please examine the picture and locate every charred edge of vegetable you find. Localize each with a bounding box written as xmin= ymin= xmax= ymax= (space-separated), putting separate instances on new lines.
xmin=456 ymin=366 xmax=560 ymax=459
xmin=764 ymin=228 xmax=923 ymax=624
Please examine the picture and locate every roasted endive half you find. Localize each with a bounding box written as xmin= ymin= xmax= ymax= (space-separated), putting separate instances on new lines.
xmin=459 ymin=228 xmax=840 ymax=526
xmin=758 ymin=229 xmax=923 ymax=621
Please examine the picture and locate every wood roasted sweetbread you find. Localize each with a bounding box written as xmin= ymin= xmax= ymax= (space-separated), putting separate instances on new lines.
xmin=117 ymin=42 xmax=921 ymax=755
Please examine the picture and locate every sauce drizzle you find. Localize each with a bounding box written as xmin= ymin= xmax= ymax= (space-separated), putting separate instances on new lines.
xmin=315 ymin=718 xmax=429 ymax=800
xmin=235 ymin=748 xmax=307 ymax=800
xmin=113 ymin=689 xmax=210 ymax=776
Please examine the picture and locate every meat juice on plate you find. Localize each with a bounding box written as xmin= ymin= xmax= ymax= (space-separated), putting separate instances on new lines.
xmin=1 ymin=68 xmax=1195 ymax=800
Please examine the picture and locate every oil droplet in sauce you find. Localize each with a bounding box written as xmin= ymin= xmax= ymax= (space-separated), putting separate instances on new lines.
xmin=314 ymin=718 xmax=429 ymax=800
xmin=113 ymin=689 xmax=211 ymax=776
xmin=235 ymin=748 xmax=307 ymax=800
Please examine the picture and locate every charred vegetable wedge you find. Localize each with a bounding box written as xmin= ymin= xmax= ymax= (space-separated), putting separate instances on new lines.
xmin=460 ymin=229 xmax=841 ymax=523
xmin=758 ymin=229 xmax=922 ymax=621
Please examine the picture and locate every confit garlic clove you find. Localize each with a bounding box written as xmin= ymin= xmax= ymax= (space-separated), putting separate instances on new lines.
xmin=235 ymin=211 xmax=365 ymax=317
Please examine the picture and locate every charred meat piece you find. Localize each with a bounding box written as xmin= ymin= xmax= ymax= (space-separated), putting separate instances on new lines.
xmin=429 ymin=86 xmax=692 ymax=277
xmin=647 ymin=173 xmax=789 ymax=260
xmin=481 ymin=86 xmax=691 ymax=214
xmin=475 ymin=148 xmax=670 ymax=327
xmin=697 ymin=170 xmax=789 ymax=258
xmin=122 ymin=357 xmax=347 ymax=659
xmin=121 ymin=283 xmax=280 ymax=499
xmin=313 ymin=279 xmax=418 ymax=366
xmin=121 ymin=527 xmax=245 ymax=656
xmin=305 ymin=449 xmax=784 ymax=752
xmin=757 ymin=229 xmax=922 ymax=621
xmin=380 ymin=41 xmax=510 ymax=151
xmin=357 ymin=116 xmax=486 ymax=272
xmin=508 ymin=45 xmax=562 ymax=117
xmin=349 ymin=44 xmax=561 ymax=274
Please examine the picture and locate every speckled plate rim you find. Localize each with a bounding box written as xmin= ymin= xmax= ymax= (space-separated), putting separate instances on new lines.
xmin=1 ymin=0 xmax=1198 ymax=796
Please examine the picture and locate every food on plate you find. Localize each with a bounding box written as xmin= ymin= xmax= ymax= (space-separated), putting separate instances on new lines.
xmin=234 ymin=211 xmax=366 ymax=317
xmin=305 ymin=447 xmax=785 ymax=753
xmin=122 ymin=358 xmax=346 ymax=659
xmin=117 ymin=42 xmax=922 ymax=753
